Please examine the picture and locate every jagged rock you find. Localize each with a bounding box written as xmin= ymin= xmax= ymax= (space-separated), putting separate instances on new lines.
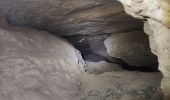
xmin=0 ymin=0 xmax=143 ymax=35
xmin=104 ymin=30 xmax=158 ymax=67
xmin=0 ymin=24 xmax=86 ymax=100
xmin=118 ymin=0 xmax=170 ymax=99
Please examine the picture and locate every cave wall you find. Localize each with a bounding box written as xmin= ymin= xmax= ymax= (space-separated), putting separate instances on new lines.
xmin=0 ymin=0 xmax=143 ymax=35
xmin=0 ymin=19 xmax=86 ymax=100
xmin=104 ymin=30 xmax=158 ymax=66
xmin=0 ymin=0 xmax=156 ymax=70
xmin=118 ymin=0 xmax=170 ymax=99
xmin=0 ymin=0 xmax=166 ymax=100
xmin=0 ymin=17 xmax=162 ymax=100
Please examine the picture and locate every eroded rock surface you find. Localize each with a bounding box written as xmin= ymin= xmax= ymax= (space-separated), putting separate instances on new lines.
xmin=0 ymin=18 xmax=163 ymax=100
xmin=118 ymin=0 xmax=170 ymax=99
xmin=0 ymin=0 xmax=143 ymax=36
xmin=0 ymin=24 xmax=86 ymax=100
xmin=0 ymin=0 xmax=166 ymax=100
xmin=104 ymin=30 xmax=158 ymax=66
xmin=81 ymin=71 xmax=162 ymax=100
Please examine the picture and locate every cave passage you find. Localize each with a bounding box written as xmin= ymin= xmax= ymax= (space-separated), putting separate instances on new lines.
xmin=63 ymin=33 xmax=159 ymax=72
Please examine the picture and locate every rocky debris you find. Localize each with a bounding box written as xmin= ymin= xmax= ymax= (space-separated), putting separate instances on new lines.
xmin=118 ymin=0 xmax=170 ymax=99
xmin=0 ymin=0 xmax=143 ymax=36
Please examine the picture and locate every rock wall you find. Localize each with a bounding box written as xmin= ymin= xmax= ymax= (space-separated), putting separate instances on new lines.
xmin=118 ymin=0 xmax=170 ymax=99
xmin=0 ymin=22 xmax=86 ymax=100
xmin=0 ymin=0 xmax=142 ymax=36
xmin=0 ymin=19 xmax=163 ymax=100
xmin=104 ymin=30 xmax=158 ymax=66
xmin=0 ymin=0 xmax=165 ymax=100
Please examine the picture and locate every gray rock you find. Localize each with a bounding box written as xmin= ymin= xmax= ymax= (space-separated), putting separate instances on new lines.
xmin=104 ymin=30 xmax=158 ymax=66
xmin=0 ymin=25 xmax=86 ymax=100
xmin=0 ymin=0 xmax=142 ymax=36
xmin=118 ymin=0 xmax=170 ymax=99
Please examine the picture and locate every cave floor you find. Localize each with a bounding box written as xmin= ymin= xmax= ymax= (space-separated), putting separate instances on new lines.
xmin=80 ymin=69 xmax=163 ymax=100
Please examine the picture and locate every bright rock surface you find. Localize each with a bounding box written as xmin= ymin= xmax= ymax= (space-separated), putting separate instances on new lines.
xmin=118 ymin=0 xmax=170 ymax=99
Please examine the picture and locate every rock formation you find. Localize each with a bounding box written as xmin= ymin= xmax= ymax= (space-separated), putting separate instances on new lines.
xmin=0 ymin=20 xmax=86 ymax=100
xmin=104 ymin=30 xmax=157 ymax=66
xmin=0 ymin=0 xmax=167 ymax=99
xmin=118 ymin=0 xmax=170 ymax=99
xmin=0 ymin=0 xmax=142 ymax=36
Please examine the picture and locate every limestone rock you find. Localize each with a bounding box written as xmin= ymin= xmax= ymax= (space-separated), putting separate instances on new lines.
xmin=86 ymin=61 xmax=123 ymax=74
xmin=104 ymin=30 xmax=158 ymax=66
xmin=118 ymin=0 xmax=170 ymax=99
xmin=81 ymin=71 xmax=162 ymax=100
xmin=0 ymin=25 xmax=86 ymax=100
xmin=0 ymin=0 xmax=142 ymax=36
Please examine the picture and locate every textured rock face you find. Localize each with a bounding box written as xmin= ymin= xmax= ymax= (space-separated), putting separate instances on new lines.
xmin=0 ymin=0 xmax=165 ymax=100
xmin=0 ymin=22 xmax=162 ymax=100
xmin=0 ymin=25 xmax=86 ymax=100
xmin=144 ymin=19 xmax=170 ymax=100
xmin=80 ymin=71 xmax=162 ymax=100
xmin=0 ymin=0 xmax=142 ymax=35
xmin=159 ymin=0 xmax=170 ymax=27
xmin=104 ymin=30 xmax=158 ymax=66
xmin=118 ymin=0 xmax=170 ymax=99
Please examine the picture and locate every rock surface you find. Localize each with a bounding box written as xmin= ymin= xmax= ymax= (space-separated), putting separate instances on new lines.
xmin=86 ymin=61 xmax=123 ymax=74
xmin=0 ymin=24 xmax=86 ymax=100
xmin=0 ymin=19 xmax=163 ymax=100
xmin=118 ymin=0 xmax=170 ymax=99
xmin=104 ymin=30 xmax=158 ymax=66
xmin=0 ymin=0 xmax=143 ymax=36
xmin=0 ymin=0 xmax=166 ymax=100
xmin=80 ymin=71 xmax=162 ymax=100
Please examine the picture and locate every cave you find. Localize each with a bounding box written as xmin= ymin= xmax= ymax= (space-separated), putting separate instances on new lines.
xmin=0 ymin=0 xmax=169 ymax=100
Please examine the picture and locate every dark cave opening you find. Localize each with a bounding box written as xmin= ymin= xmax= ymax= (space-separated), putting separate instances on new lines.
xmin=63 ymin=33 xmax=159 ymax=72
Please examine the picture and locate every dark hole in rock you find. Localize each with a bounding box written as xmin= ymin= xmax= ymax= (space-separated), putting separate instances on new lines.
xmin=63 ymin=33 xmax=159 ymax=72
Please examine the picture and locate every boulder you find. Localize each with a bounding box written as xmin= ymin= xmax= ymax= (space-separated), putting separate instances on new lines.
xmin=104 ymin=30 xmax=158 ymax=66
xmin=0 ymin=24 xmax=86 ymax=100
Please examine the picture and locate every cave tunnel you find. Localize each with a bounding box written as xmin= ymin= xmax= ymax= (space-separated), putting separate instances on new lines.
xmin=0 ymin=0 xmax=169 ymax=100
